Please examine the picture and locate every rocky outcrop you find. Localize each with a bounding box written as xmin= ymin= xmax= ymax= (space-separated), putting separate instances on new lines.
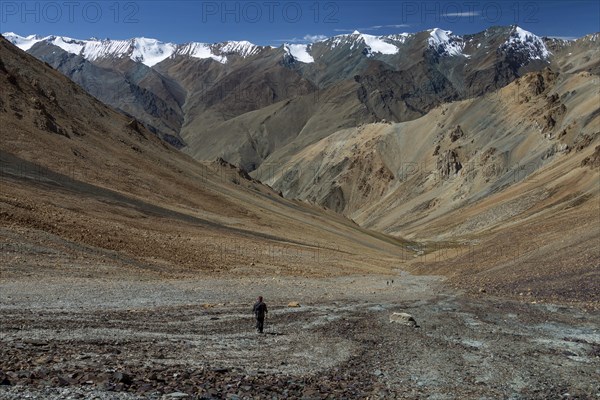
xmin=581 ymin=145 xmax=600 ymax=169
xmin=449 ymin=125 xmax=464 ymax=142
xmin=437 ymin=149 xmax=463 ymax=179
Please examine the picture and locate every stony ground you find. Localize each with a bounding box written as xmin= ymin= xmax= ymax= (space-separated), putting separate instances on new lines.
xmin=1 ymin=273 xmax=599 ymax=399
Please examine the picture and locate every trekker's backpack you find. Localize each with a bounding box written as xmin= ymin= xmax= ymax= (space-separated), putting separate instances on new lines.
xmin=253 ymin=302 xmax=267 ymax=319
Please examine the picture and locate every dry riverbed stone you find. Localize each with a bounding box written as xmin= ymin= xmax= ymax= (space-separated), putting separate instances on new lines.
xmin=389 ymin=312 xmax=418 ymax=327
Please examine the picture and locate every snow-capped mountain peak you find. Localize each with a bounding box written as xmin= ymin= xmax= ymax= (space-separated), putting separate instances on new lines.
xmin=3 ymin=32 xmax=47 ymax=51
xmin=215 ymin=40 xmax=262 ymax=59
xmin=428 ymin=28 xmax=465 ymax=57
xmin=323 ymin=31 xmax=400 ymax=55
xmin=501 ymin=26 xmax=551 ymax=60
xmin=3 ymin=26 xmax=560 ymax=68
xmin=358 ymin=33 xmax=399 ymax=55
xmin=2 ymin=33 xmax=263 ymax=66
xmin=129 ymin=37 xmax=176 ymax=66
xmin=176 ymin=42 xmax=225 ymax=63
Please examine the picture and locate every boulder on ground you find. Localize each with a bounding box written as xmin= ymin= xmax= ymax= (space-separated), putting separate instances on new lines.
xmin=389 ymin=312 xmax=417 ymax=327
xmin=164 ymin=392 xmax=189 ymax=399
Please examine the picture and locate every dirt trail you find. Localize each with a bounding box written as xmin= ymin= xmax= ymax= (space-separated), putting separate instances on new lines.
xmin=1 ymin=273 xmax=598 ymax=399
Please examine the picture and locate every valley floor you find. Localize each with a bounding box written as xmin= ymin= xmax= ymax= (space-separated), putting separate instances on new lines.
xmin=1 ymin=270 xmax=599 ymax=399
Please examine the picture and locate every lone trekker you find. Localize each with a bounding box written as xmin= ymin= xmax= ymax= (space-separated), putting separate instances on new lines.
xmin=253 ymin=296 xmax=268 ymax=333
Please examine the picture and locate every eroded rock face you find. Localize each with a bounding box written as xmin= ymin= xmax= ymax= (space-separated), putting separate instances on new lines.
xmin=437 ymin=149 xmax=463 ymax=179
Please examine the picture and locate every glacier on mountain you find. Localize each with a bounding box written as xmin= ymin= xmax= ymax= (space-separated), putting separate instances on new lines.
xmin=284 ymin=44 xmax=314 ymax=63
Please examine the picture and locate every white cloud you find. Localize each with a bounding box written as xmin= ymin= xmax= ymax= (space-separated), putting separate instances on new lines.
xmin=274 ymin=37 xmax=301 ymax=43
xmin=274 ymin=34 xmax=327 ymax=44
xmin=441 ymin=11 xmax=481 ymax=17
xmin=334 ymin=24 xmax=410 ymax=33
xmin=383 ymin=24 xmax=411 ymax=29
xmin=303 ymin=34 xmax=327 ymax=43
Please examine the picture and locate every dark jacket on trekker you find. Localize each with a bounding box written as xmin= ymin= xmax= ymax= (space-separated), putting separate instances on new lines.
xmin=253 ymin=296 xmax=268 ymax=333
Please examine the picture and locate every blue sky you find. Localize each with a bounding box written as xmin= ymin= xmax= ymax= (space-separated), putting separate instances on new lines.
xmin=1 ymin=1 xmax=598 ymax=44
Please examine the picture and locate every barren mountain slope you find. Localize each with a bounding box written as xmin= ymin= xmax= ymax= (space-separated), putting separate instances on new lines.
xmin=26 ymin=42 xmax=186 ymax=144
xmin=0 ymin=37 xmax=408 ymax=279
xmin=254 ymin=67 xmax=599 ymax=303
xmin=258 ymin=68 xmax=599 ymax=228
xmin=548 ymin=33 xmax=600 ymax=75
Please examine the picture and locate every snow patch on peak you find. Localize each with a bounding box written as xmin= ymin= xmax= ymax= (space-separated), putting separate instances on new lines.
xmin=48 ymin=36 xmax=87 ymax=55
xmin=503 ymin=26 xmax=551 ymax=60
xmin=360 ymin=33 xmax=399 ymax=55
xmin=3 ymin=32 xmax=47 ymax=51
xmin=324 ymin=32 xmax=399 ymax=54
xmin=428 ymin=28 xmax=464 ymax=56
xmin=130 ymin=37 xmax=176 ymax=66
xmin=80 ymin=39 xmax=129 ymax=62
xmin=513 ymin=26 xmax=535 ymax=41
xmin=3 ymin=32 xmax=177 ymax=66
xmin=176 ymin=42 xmax=226 ymax=63
xmin=284 ymin=44 xmax=314 ymax=63
xmin=3 ymin=32 xmax=263 ymax=66
xmin=387 ymin=33 xmax=412 ymax=43
xmin=176 ymin=40 xmax=262 ymax=63
xmin=218 ymin=40 xmax=260 ymax=57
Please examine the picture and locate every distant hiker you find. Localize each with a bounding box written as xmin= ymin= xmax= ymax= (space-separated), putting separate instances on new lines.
xmin=253 ymin=296 xmax=268 ymax=333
